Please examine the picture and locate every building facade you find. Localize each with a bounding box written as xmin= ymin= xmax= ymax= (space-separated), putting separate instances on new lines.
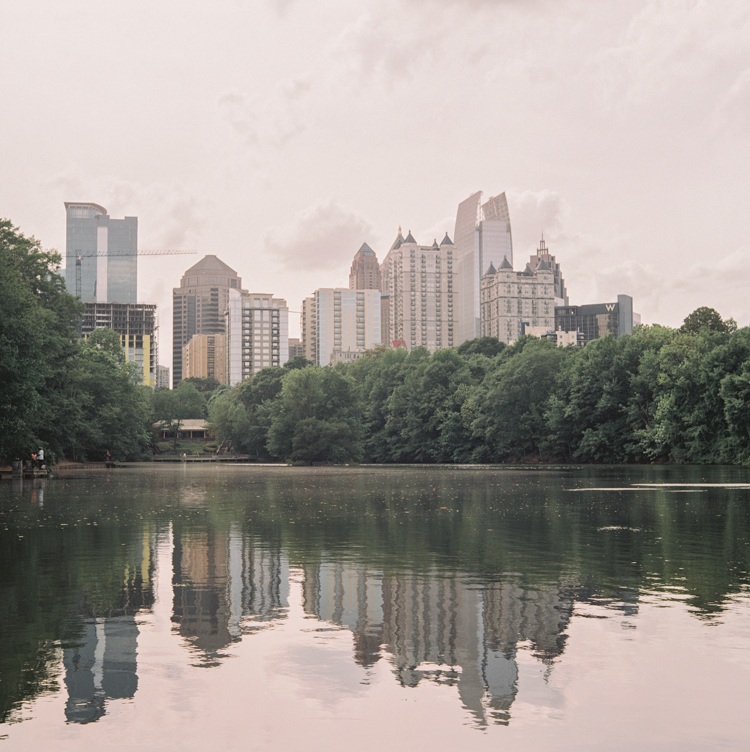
xmin=527 ymin=236 xmax=568 ymax=306
xmin=183 ymin=333 xmax=227 ymax=384
xmin=453 ymin=192 xmax=514 ymax=344
xmin=172 ymin=256 xmax=243 ymax=387
xmin=288 ymin=337 xmax=304 ymax=360
xmin=80 ymin=302 xmax=157 ymax=386
xmin=64 ymin=202 xmax=138 ymax=304
xmin=380 ymin=231 xmax=456 ymax=352
xmin=156 ymin=365 xmax=170 ymax=389
xmin=301 ymin=288 xmax=382 ymax=366
xmin=554 ymin=295 xmax=634 ymax=345
xmin=225 ymin=291 xmax=289 ymax=386
xmin=348 ymin=242 xmax=381 ymax=290
xmin=480 ymin=258 xmax=555 ymax=344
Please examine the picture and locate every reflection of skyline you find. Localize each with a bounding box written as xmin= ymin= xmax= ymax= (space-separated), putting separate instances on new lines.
xmin=171 ymin=522 xmax=289 ymax=661
xmin=62 ymin=527 xmax=156 ymax=723
xmin=302 ymin=560 xmax=577 ymax=727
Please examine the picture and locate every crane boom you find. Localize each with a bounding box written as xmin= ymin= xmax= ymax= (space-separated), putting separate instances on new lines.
xmin=70 ymin=249 xmax=198 ymax=258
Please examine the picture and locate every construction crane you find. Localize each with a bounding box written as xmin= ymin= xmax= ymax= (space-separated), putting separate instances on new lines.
xmin=72 ymin=249 xmax=197 ymax=298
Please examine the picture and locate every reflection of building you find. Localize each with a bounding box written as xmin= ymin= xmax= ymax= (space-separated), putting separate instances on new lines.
xmin=63 ymin=529 xmax=155 ymax=723
xmin=64 ymin=202 xmax=137 ymax=304
xmin=225 ymin=291 xmax=289 ymax=385
xmin=183 ymin=333 xmax=227 ymax=384
xmin=380 ymin=231 xmax=456 ymax=352
xmin=301 ymin=288 xmax=381 ymax=366
xmin=301 ymin=559 xmax=577 ymax=727
xmin=80 ymin=302 xmax=158 ymax=386
xmin=171 ymin=522 xmax=289 ymax=662
xmin=454 ymin=192 xmax=514 ymax=344
xmin=172 ymin=255 xmax=244 ymax=387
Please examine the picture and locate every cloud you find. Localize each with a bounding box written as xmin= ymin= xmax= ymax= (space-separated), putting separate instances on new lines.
xmin=45 ymin=170 xmax=208 ymax=250
xmin=507 ymin=188 xmax=566 ymax=247
xmin=218 ymin=77 xmax=313 ymax=149
xmin=262 ymin=198 xmax=376 ymax=272
xmin=716 ymin=68 xmax=750 ymax=134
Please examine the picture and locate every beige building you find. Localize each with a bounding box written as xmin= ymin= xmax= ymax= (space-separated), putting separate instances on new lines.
xmin=183 ymin=333 xmax=227 ymax=384
xmin=173 ymin=256 xmax=244 ymax=387
xmin=349 ymin=242 xmax=381 ymax=290
xmin=480 ymin=257 xmax=555 ymax=344
xmin=225 ymin=291 xmax=289 ymax=386
xmin=380 ymin=230 xmax=456 ymax=352
xmin=302 ymin=288 xmax=381 ymax=366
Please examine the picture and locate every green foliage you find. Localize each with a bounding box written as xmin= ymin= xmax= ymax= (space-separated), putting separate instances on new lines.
xmin=181 ymin=376 xmax=222 ymax=395
xmin=681 ymin=306 xmax=736 ymax=334
xmin=267 ymin=367 xmax=362 ymax=463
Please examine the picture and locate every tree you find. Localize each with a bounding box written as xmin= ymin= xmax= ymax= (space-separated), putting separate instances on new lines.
xmin=0 ymin=219 xmax=82 ymax=463
xmin=681 ymin=307 xmax=736 ymax=334
xmin=180 ymin=377 xmax=222 ymax=396
xmin=267 ymin=367 xmax=362 ymax=463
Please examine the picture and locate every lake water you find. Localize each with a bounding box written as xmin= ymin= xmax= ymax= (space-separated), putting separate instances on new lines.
xmin=1 ymin=464 xmax=749 ymax=751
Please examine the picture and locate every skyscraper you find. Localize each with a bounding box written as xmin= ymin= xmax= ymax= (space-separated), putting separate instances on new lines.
xmin=453 ymin=192 xmax=513 ymax=344
xmin=380 ymin=230 xmax=456 ymax=352
xmin=348 ymin=242 xmax=381 ymax=290
xmin=225 ymin=291 xmax=289 ymax=385
xmin=301 ymin=288 xmax=381 ymax=366
xmin=64 ymin=202 xmax=138 ymax=303
xmin=172 ymin=255 xmax=243 ymax=387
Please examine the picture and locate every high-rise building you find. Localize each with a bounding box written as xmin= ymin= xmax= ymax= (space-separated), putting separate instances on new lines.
xmin=301 ymin=288 xmax=382 ymax=366
xmin=64 ymin=202 xmax=138 ymax=303
xmin=183 ymin=333 xmax=227 ymax=384
xmin=480 ymin=258 xmax=555 ymax=344
xmin=288 ymin=337 xmax=304 ymax=360
xmin=172 ymin=256 xmax=243 ymax=387
xmin=80 ymin=302 xmax=157 ymax=386
xmin=380 ymin=230 xmax=456 ymax=352
xmin=527 ymin=236 xmax=568 ymax=306
xmin=349 ymin=242 xmax=381 ymax=290
xmin=454 ymin=192 xmax=513 ymax=344
xmin=156 ymin=365 xmax=170 ymax=389
xmin=225 ymin=291 xmax=289 ymax=386
xmin=554 ymin=295 xmax=634 ymax=345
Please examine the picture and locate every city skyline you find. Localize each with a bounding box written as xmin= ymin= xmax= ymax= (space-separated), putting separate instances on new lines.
xmin=3 ymin=1 xmax=748 ymax=367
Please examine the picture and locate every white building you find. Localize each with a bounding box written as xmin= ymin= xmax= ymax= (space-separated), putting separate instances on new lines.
xmin=480 ymin=257 xmax=555 ymax=344
xmin=225 ymin=290 xmax=289 ymax=386
xmin=380 ymin=230 xmax=456 ymax=352
xmin=453 ymin=192 xmax=514 ymax=344
xmin=301 ymin=288 xmax=381 ymax=366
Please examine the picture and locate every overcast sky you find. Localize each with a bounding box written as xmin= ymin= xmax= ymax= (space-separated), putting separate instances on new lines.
xmin=2 ymin=0 xmax=749 ymax=364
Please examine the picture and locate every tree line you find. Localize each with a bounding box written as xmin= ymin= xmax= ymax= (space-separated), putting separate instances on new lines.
xmin=4 ymin=216 xmax=750 ymax=465
xmin=209 ymin=307 xmax=750 ymax=465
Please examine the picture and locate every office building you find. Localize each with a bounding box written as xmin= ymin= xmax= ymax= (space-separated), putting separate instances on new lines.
xmin=156 ymin=365 xmax=170 ymax=389
xmin=64 ymin=202 xmax=138 ymax=303
xmin=225 ymin=291 xmax=289 ymax=386
xmin=288 ymin=337 xmax=304 ymax=360
xmin=554 ymin=295 xmax=634 ymax=345
xmin=480 ymin=258 xmax=555 ymax=344
xmin=453 ymin=192 xmax=514 ymax=344
xmin=183 ymin=333 xmax=227 ymax=384
xmin=80 ymin=302 xmax=157 ymax=386
xmin=172 ymin=255 xmax=243 ymax=387
xmin=380 ymin=230 xmax=455 ymax=352
xmin=349 ymin=242 xmax=381 ymax=290
xmin=301 ymin=288 xmax=382 ymax=366
xmin=527 ymin=236 xmax=568 ymax=306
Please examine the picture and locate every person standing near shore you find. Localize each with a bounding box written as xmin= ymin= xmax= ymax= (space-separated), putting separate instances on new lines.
xmin=37 ymin=448 xmax=44 ymax=468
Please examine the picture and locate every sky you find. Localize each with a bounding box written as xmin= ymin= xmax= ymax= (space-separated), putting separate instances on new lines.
xmin=2 ymin=0 xmax=749 ymax=368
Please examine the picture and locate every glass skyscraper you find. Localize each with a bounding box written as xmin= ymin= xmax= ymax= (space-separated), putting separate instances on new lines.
xmin=454 ymin=192 xmax=513 ymax=344
xmin=64 ymin=202 xmax=138 ymax=303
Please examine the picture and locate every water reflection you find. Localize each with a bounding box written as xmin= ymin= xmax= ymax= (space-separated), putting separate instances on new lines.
xmin=171 ymin=523 xmax=288 ymax=664
xmin=1 ymin=464 xmax=750 ymax=738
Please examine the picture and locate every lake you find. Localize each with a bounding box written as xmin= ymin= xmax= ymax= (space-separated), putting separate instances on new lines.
xmin=1 ymin=464 xmax=749 ymax=751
